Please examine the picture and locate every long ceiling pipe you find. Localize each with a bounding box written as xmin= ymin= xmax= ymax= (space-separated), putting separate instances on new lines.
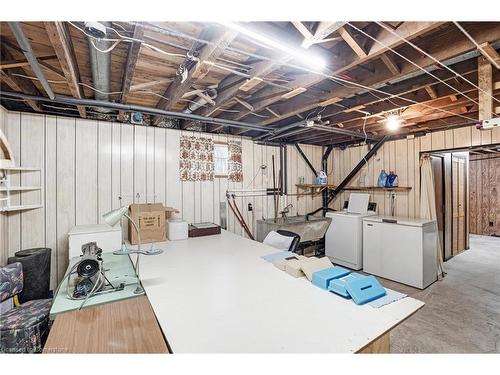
xmin=87 ymin=21 xmax=112 ymax=109
xmin=0 ymin=90 xmax=273 ymax=133
xmin=8 ymin=22 xmax=55 ymax=100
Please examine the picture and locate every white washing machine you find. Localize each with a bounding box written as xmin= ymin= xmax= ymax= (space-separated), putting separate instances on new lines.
xmin=325 ymin=210 xmax=376 ymax=270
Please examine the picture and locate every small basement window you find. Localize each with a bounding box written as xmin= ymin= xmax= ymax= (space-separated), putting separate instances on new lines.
xmin=214 ymin=143 xmax=229 ymax=176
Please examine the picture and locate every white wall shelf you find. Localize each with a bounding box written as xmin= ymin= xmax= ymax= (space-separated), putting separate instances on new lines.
xmin=0 ymin=204 xmax=43 ymax=212
xmin=1 ymin=167 xmax=41 ymax=171
xmin=0 ymin=166 xmax=43 ymax=213
xmin=0 ymin=186 xmax=42 ymax=192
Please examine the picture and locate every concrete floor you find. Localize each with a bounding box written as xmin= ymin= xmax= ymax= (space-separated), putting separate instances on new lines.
xmin=380 ymin=234 xmax=500 ymax=353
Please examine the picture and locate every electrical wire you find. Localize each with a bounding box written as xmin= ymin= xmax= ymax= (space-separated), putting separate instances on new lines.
xmin=375 ymin=21 xmax=500 ymax=112
xmin=11 ymin=73 xmax=67 ymax=84
xmin=327 ymin=74 xmax=478 ymax=122
xmin=347 ymin=23 xmax=483 ymax=111
xmin=142 ymin=21 xmax=483 ymax=126
xmin=453 ymin=22 xmax=500 ymax=70
xmin=90 ymin=39 xmax=122 ymax=54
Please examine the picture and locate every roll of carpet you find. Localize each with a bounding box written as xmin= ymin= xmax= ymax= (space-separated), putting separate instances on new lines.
xmin=8 ymin=248 xmax=51 ymax=303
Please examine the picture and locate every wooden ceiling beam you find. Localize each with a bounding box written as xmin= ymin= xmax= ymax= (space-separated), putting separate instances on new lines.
xmin=479 ymin=42 xmax=500 ymax=69
xmin=425 ymin=85 xmax=438 ymax=99
xmin=44 ymin=21 xmax=86 ymax=118
xmin=0 ymin=55 xmax=58 ymax=70
xmin=380 ymin=53 xmax=400 ymax=75
xmin=256 ymin=23 xmax=500 ymax=127
xmin=0 ymin=46 xmax=42 ymax=112
xmin=153 ymin=28 xmax=237 ymax=110
xmin=230 ymin=22 xmax=443 ymax=124
xmin=0 ymin=70 xmax=42 ymax=112
xmin=478 ymin=56 xmax=493 ymax=122
xmin=118 ymin=25 xmax=144 ymax=121
xmin=153 ymin=26 xmax=238 ymax=125
xmin=338 ymin=26 xmax=367 ymax=58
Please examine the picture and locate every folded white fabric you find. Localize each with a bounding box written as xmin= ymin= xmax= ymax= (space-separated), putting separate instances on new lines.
xmin=273 ymin=254 xmax=306 ymax=274
xmin=263 ymin=230 xmax=294 ymax=251
xmin=299 ymin=257 xmax=334 ymax=281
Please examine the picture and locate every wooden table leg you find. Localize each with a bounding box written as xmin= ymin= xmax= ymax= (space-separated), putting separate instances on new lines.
xmin=356 ymin=331 xmax=390 ymax=353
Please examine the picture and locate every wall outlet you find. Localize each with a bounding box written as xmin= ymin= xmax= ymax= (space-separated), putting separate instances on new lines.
xmin=248 ymin=203 xmax=253 ymax=212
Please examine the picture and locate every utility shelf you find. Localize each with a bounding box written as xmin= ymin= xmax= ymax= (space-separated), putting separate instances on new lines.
xmin=0 ymin=167 xmax=41 ymax=171
xmin=0 ymin=166 xmax=43 ymax=213
xmin=295 ymin=184 xmax=411 ymax=198
xmin=0 ymin=204 xmax=43 ymax=212
xmin=0 ymin=186 xmax=42 ymax=192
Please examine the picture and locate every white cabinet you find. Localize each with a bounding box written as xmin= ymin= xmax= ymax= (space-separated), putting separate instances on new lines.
xmin=362 ymin=216 xmax=438 ymax=289
xmin=325 ymin=211 xmax=376 ymax=270
xmin=68 ymin=224 xmax=122 ymax=259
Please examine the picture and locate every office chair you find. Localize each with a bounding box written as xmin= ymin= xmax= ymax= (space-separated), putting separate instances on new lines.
xmin=0 ymin=262 xmax=52 ymax=353
xmin=276 ymin=230 xmax=301 ymax=254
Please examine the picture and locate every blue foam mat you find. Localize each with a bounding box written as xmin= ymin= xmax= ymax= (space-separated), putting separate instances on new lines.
xmin=311 ymin=266 xmax=351 ymax=289
xmin=368 ymin=288 xmax=407 ymax=308
xmin=261 ymin=251 xmax=292 ymax=263
xmin=345 ymin=275 xmax=386 ymax=305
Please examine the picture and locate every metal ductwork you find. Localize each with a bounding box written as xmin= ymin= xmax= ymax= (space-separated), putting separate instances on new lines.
xmin=87 ymin=22 xmax=112 ymax=112
xmin=183 ymin=88 xmax=217 ymax=114
xmin=8 ymin=22 xmax=55 ymax=100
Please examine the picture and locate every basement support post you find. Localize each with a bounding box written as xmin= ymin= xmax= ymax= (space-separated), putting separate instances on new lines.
xmin=307 ymin=136 xmax=389 ymax=218
xmin=321 ymin=145 xmax=334 ymax=214
xmin=295 ymin=144 xmax=318 ymax=177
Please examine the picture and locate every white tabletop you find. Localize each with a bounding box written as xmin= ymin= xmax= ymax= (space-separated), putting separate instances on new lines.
xmin=138 ymin=231 xmax=424 ymax=353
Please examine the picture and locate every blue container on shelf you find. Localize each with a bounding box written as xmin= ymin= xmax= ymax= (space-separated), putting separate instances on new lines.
xmin=377 ymin=169 xmax=388 ymax=187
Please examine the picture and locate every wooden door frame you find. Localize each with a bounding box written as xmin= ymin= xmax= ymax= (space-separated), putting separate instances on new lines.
xmin=430 ymin=154 xmax=447 ymax=261
xmin=451 ymin=152 xmax=469 ymax=253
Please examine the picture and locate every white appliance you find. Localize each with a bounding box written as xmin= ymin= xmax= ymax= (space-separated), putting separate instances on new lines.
xmin=325 ymin=210 xmax=376 ymax=270
xmin=362 ymin=216 xmax=438 ymax=289
xmin=68 ymin=224 xmax=122 ymax=259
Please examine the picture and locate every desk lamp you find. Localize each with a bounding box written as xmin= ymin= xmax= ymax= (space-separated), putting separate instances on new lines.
xmin=103 ymin=206 xmax=163 ymax=294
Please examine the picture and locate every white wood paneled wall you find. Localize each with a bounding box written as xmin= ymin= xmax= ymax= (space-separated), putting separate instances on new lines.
xmin=327 ymin=125 xmax=500 ymax=218
xmin=0 ymin=108 xmax=323 ymax=289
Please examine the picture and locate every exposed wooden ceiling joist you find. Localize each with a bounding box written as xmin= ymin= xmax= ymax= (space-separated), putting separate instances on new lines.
xmin=338 ymin=26 xmax=367 ymax=58
xmin=230 ymin=22 xmax=443 ymax=124
xmin=0 ymin=55 xmax=58 ymax=70
xmin=256 ymin=23 xmax=500 ymax=127
xmin=0 ymin=46 xmax=42 ymax=112
xmin=44 ymin=21 xmax=86 ymax=118
xmin=153 ymin=26 xmax=238 ymax=125
xmin=479 ymin=42 xmax=500 ymax=68
xmin=118 ymin=25 xmax=144 ymax=121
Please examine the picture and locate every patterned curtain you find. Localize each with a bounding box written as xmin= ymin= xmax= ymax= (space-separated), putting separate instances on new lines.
xmin=228 ymin=141 xmax=243 ymax=182
xmin=179 ymin=136 xmax=214 ymax=181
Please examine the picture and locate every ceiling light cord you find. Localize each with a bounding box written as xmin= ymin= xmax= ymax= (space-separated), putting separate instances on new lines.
xmin=347 ymin=22 xmax=483 ymax=113
xmin=375 ymin=21 xmax=500 ymax=113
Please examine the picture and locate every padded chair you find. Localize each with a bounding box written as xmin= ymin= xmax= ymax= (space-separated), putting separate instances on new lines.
xmin=276 ymin=230 xmax=301 ymax=254
xmin=263 ymin=230 xmax=301 ymax=253
xmin=0 ymin=262 xmax=52 ymax=353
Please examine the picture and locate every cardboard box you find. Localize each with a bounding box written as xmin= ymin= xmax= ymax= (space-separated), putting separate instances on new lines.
xmin=129 ymin=203 xmax=166 ymax=245
xmin=165 ymin=206 xmax=179 ymax=220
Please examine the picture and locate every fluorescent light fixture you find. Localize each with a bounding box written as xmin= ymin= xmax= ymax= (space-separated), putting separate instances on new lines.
xmin=220 ymin=22 xmax=327 ymax=71
xmin=386 ymin=114 xmax=401 ymax=131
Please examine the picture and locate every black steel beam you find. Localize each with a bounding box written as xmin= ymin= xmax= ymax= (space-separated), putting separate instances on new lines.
xmin=306 ymin=135 xmax=389 ymax=217
xmin=321 ymin=145 xmax=334 ymax=214
xmin=0 ymin=90 xmax=273 ymax=134
xmin=295 ymin=144 xmax=318 ymax=177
